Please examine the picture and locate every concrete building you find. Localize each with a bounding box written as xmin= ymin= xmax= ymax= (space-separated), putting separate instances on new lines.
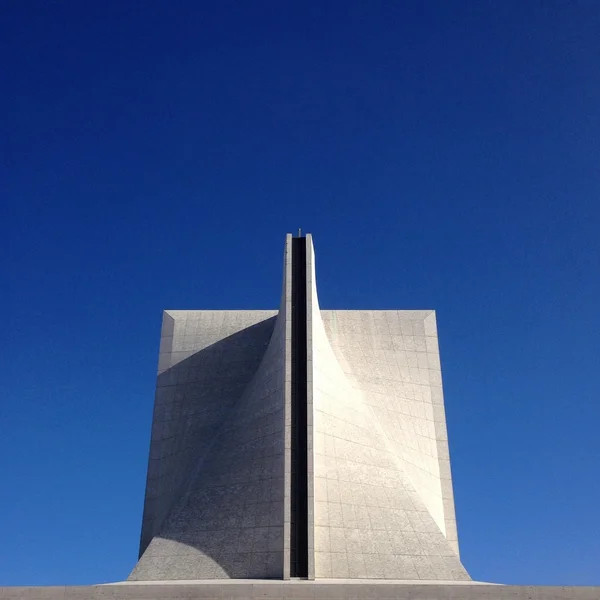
xmin=129 ymin=233 xmax=468 ymax=582
xmin=3 ymin=234 xmax=598 ymax=598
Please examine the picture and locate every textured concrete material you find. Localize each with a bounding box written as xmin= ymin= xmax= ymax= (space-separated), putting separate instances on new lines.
xmin=131 ymin=235 xmax=294 ymax=580
xmin=131 ymin=234 xmax=468 ymax=580
xmin=130 ymin=233 xmax=465 ymax=580
xmin=306 ymin=236 xmax=467 ymax=580
xmin=2 ymin=581 xmax=600 ymax=599
xmin=140 ymin=310 xmax=279 ymax=556
xmin=320 ymin=310 xmax=458 ymax=553
xmin=132 ymin=308 xmax=284 ymax=579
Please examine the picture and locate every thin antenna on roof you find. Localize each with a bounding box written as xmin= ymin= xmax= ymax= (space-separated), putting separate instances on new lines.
xmin=298 ymin=228 xmax=302 ymax=237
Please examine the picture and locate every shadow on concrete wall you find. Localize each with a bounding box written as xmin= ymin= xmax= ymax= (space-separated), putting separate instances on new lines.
xmin=135 ymin=316 xmax=284 ymax=579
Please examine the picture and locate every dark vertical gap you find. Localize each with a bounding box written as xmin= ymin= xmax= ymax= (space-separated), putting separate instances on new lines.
xmin=290 ymin=236 xmax=308 ymax=578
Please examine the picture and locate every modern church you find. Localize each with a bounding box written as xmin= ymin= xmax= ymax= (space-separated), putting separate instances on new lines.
xmin=130 ymin=233 xmax=469 ymax=582
xmin=4 ymin=234 xmax=597 ymax=598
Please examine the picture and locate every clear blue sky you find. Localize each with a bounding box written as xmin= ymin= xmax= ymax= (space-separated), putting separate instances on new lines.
xmin=2 ymin=0 xmax=599 ymax=587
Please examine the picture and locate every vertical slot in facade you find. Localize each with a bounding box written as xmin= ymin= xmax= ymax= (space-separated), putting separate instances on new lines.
xmin=290 ymin=236 xmax=308 ymax=577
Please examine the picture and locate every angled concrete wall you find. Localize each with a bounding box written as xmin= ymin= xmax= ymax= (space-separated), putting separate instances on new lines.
xmin=306 ymin=235 xmax=468 ymax=580
xmin=131 ymin=239 xmax=293 ymax=580
xmin=139 ymin=310 xmax=278 ymax=556
xmin=320 ymin=310 xmax=459 ymax=555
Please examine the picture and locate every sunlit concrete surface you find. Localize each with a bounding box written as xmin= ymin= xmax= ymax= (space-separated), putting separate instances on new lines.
xmin=130 ymin=234 xmax=468 ymax=580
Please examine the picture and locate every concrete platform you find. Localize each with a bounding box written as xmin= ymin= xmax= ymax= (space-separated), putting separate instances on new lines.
xmin=2 ymin=580 xmax=599 ymax=599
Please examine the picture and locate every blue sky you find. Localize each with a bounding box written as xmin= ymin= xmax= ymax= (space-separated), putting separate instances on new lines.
xmin=2 ymin=0 xmax=599 ymax=587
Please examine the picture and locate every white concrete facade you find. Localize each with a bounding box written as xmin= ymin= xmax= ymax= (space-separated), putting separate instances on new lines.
xmin=130 ymin=234 xmax=468 ymax=581
xmin=306 ymin=236 xmax=466 ymax=580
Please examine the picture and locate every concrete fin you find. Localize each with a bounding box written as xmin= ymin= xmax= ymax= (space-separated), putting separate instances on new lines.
xmin=131 ymin=239 xmax=293 ymax=580
xmin=305 ymin=235 xmax=469 ymax=580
